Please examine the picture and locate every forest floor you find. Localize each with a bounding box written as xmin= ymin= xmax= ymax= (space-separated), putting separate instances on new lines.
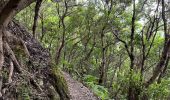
xmin=63 ymin=72 xmax=100 ymax=100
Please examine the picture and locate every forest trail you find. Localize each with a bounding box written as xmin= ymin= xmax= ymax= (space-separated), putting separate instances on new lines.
xmin=63 ymin=72 xmax=100 ymax=100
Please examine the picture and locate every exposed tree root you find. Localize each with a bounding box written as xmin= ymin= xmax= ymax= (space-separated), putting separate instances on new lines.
xmin=20 ymin=38 xmax=30 ymax=57
xmin=8 ymin=59 xmax=13 ymax=83
xmin=30 ymin=77 xmax=43 ymax=92
xmin=0 ymin=26 xmax=45 ymax=99
xmin=5 ymin=30 xmax=30 ymax=57
xmin=0 ymin=27 xmax=4 ymax=97
xmin=4 ymin=34 xmax=44 ymax=94
xmin=4 ymin=41 xmax=22 ymax=73
xmin=0 ymin=29 xmax=31 ymax=97
xmin=0 ymin=21 xmax=71 ymax=99
xmin=0 ymin=73 xmax=2 ymax=97
xmin=0 ymin=0 xmax=69 ymax=99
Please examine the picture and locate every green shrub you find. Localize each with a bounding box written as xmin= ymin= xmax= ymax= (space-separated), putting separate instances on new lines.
xmin=146 ymin=79 xmax=170 ymax=99
xmin=83 ymin=75 xmax=109 ymax=100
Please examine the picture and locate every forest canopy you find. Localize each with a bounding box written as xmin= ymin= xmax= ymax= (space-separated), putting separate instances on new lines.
xmin=0 ymin=0 xmax=170 ymax=99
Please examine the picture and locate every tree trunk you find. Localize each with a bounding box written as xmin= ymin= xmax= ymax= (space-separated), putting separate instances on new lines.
xmin=145 ymin=0 xmax=169 ymax=87
xmin=0 ymin=0 xmax=23 ymax=97
xmin=32 ymin=0 xmax=43 ymax=38
xmin=98 ymin=28 xmax=106 ymax=85
xmin=128 ymin=0 xmax=136 ymax=99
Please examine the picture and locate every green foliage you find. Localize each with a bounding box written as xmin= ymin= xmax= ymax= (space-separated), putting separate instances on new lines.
xmin=92 ymin=85 xmax=109 ymax=100
xmin=83 ymin=75 xmax=98 ymax=84
xmin=83 ymin=75 xmax=109 ymax=100
xmin=131 ymin=71 xmax=142 ymax=88
xmin=18 ymin=84 xmax=30 ymax=100
xmin=15 ymin=0 xmax=170 ymax=99
xmin=146 ymin=79 xmax=170 ymax=99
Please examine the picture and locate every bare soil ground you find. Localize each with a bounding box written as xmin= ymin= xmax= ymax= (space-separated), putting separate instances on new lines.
xmin=63 ymin=72 xmax=100 ymax=100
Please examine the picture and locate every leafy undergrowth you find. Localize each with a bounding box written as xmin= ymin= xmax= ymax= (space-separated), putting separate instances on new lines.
xmin=83 ymin=75 xmax=109 ymax=100
xmin=83 ymin=72 xmax=170 ymax=100
xmin=146 ymin=79 xmax=170 ymax=99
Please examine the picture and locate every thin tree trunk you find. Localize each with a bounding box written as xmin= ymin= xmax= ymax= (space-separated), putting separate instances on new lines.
xmin=98 ymin=29 xmax=106 ymax=85
xmin=128 ymin=0 xmax=136 ymax=99
xmin=55 ymin=0 xmax=68 ymax=65
xmin=32 ymin=0 xmax=43 ymax=38
xmin=157 ymin=57 xmax=170 ymax=83
xmin=40 ymin=13 xmax=45 ymax=42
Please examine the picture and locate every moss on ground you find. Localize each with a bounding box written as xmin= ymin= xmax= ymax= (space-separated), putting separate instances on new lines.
xmin=50 ymin=64 xmax=70 ymax=100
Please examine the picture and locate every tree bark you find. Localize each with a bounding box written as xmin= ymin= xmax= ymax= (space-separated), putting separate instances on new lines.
xmin=98 ymin=30 xmax=106 ymax=85
xmin=32 ymin=0 xmax=43 ymax=38
xmin=145 ymin=0 xmax=170 ymax=87
xmin=0 ymin=0 xmax=35 ymax=97
xmin=55 ymin=0 xmax=68 ymax=65
xmin=128 ymin=0 xmax=136 ymax=99
xmin=145 ymin=40 xmax=170 ymax=87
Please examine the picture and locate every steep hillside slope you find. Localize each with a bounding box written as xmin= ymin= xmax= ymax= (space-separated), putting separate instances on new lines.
xmin=0 ymin=20 xmax=70 ymax=100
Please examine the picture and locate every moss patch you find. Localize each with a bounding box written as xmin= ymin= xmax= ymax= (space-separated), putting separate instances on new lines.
xmin=49 ymin=64 xmax=70 ymax=100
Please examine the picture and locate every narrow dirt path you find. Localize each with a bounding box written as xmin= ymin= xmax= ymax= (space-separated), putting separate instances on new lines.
xmin=63 ymin=72 xmax=100 ymax=100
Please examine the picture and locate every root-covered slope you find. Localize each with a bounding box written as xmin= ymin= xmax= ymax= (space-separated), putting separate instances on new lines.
xmin=2 ymin=20 xmax=99 ymax=100
xmin=0 ymin=21 xmax=70 ymax=100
